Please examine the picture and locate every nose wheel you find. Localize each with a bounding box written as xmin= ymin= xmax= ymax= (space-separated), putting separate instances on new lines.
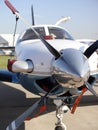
xmin=55 ymin=125 xmax=66 ymax=130
xmin=54 ymin=100 xmax=69 ymax=130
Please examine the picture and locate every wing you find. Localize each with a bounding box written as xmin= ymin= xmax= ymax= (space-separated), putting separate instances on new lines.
xmin=0 ymin=46 xmax=15 ymax=50
xmin=0 ymin=46 xmax=17 ymax=83
xmin=0 ymin=46 xmax=15 ymax=55
xmin=0 ymin=69 xmax=19 ymax=83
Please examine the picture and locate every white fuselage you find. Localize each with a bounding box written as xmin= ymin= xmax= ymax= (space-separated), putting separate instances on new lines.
xmin=15 ymin=39 xmax=98 ymax=76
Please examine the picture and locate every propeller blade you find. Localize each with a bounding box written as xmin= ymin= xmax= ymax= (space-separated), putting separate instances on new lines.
xmin=6 ymin=85 xmax=58 ymax=130
xmin=31 ymin=5 xmax=35 ymax=25
xmin=86 ymin=82 xmax=98 ymax=97
xmin=39 ymin=35 xmax=61 ymax=58
xmin=84 ymin=40 xmax=98 ymax=58
xmin=6 ymin=92 xmax=48 ymax=130
xmin=5 ymin=0 xmax=19 ymax=14
xmin=4 ymin=0 xmax=61 ymax=59
xmin=6 ymin=99 xmax=41 ymax=130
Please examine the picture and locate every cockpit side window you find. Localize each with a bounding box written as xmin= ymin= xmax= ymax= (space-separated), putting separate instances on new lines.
xmin=18 ymin=27 xmax=45 ymax=42
xmin=48 ymin=27 xmax=74 ymax=40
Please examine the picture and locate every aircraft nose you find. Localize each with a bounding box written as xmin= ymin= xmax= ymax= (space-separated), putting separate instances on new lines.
xmin=62 ymin=48 xmax=90 ymax=77
xmin=52 ymin=48 xmax=90 ymax=88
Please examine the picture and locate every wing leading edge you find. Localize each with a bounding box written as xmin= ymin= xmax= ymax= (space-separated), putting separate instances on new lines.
xmin=0 ymin=69 xmax=19 ymax=83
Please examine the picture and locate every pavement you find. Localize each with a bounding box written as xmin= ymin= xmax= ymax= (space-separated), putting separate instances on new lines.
xmin=0 ymin=81 xmax=98 ymax=130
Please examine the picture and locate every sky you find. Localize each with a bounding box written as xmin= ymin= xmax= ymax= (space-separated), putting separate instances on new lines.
xmin=0 ymin=0 xmax=98 ymax=40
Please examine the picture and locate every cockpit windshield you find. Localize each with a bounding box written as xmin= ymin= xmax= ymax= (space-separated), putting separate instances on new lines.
xmin=18 ymin=27 xmax=45 ymax=42
xmin=18 ymin=26 xmax=74 ymax=42
xmin=48 ymin=27 xmax=74 ymax=40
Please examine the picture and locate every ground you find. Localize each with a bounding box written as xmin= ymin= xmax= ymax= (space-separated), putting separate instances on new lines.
xmin=0 ymin=82 xmax=98 ymax=130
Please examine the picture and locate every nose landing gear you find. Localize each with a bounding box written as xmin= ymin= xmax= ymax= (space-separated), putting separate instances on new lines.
xmin=54 ymin=100 xmax=69 ymax=130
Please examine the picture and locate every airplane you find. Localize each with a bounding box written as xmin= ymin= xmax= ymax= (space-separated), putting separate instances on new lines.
xmin=0 ymin=0 xmax=98 ymax=130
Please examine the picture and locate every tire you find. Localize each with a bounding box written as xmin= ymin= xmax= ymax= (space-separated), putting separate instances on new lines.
xmin=55 ymin=126 xmax=66 ymax=130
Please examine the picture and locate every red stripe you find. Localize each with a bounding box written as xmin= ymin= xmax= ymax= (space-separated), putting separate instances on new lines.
xmin=34 ymin=105 xmax=47 ymax=118
xmin=71 ymin=87 xmax=87 ymax=114
xmin=25 ymin=117 xmax=32 ymax=121
xmin=5 ymin=0 xmax=19 ymax=14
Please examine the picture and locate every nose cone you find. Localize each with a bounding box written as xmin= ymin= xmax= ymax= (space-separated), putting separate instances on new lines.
xmin=52 ymin=48 xmax=90 ymax=88
xmin=62 ymin=48 xmax=90 ymax=78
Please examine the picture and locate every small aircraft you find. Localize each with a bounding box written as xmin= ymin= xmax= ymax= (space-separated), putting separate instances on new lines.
xmin=0 ymin=0 xmax=98 ymax=130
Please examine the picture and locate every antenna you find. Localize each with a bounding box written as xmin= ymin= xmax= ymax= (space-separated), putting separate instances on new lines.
xmin=31 ymin=5 xmax=35 ymax=25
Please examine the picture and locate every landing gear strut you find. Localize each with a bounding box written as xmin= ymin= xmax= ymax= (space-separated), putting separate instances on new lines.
xmin=54 ymin=100 xmax=69 ymax=130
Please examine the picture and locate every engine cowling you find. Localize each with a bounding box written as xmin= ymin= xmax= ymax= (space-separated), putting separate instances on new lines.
xmin=7 ymin=59 xmax=33 ymax=73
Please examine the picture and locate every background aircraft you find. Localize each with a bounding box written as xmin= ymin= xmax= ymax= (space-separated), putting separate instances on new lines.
xmin=0 ymin=1 xmax=98 ymax=130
